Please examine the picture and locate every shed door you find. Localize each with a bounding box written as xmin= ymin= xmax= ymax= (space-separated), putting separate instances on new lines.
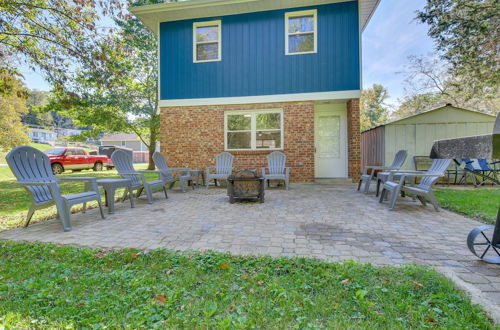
xmin=314 ymin=105 xmax=348 ymax=178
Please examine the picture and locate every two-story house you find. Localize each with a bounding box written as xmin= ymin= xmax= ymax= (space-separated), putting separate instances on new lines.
xmin=131 ymin=0 xmax=379 ymax=182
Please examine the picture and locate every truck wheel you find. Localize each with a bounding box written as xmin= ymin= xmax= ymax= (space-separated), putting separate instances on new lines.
xmin=51 ymin=163 xmax=64 ymax=175
xmin=93 ymin=162 xmax=103 ymax=172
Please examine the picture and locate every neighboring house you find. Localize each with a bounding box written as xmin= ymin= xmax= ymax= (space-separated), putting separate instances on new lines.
xmin=58 ymin=128 xmax=83 ymax=137
xmin=361 ymin=104 xmax=497 ymax=170
xmin=28 ymin=128 xmax=58 ymax=145
xmin=131 ymin=0 xmax=381 ymax=182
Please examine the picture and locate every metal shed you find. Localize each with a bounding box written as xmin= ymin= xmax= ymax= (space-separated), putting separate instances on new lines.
xmin=361 ymin=104 xmax=497 ymax=170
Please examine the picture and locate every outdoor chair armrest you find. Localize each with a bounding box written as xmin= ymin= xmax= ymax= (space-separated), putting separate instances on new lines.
xmin=17 ymin=180 xmax=56 ymax=186
xmin=362 ymin=165 xmax=398 ymax=175
xmin=168 ymin=167 xmax=190 ymax=171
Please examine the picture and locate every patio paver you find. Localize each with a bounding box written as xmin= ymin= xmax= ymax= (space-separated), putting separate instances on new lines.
xmin=1 ymin=183 xmax=500 ymax=321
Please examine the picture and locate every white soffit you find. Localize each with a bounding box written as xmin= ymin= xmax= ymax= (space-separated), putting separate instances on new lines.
xmin=131 ymin=0 xmax=381 ymax=35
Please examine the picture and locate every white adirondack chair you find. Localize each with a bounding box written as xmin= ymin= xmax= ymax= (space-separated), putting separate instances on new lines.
xmin=6 ymin=146 xmax=105 ymax=231
xmin=379 ymin=158 xmax=452 ymax=211
xmin=206 ymin=152 xmax=234 ymax=188
xmin=152 ymin=152 xmax=192 ymax=192
xmin=261 ymin=151 xmax=290 ymax=190
xmin=358 ymin=150 xmax=407 ymax=194
xmin=112 ymin=149 xmax=168 ymax=203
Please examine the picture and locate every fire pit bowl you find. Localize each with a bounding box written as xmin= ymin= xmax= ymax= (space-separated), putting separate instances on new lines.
xmin=227 ymin=170 xmax=265 ymax=204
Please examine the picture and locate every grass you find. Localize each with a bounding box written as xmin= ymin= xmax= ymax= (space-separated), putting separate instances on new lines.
xmin=435 ymin=189 xmax=500 ymax=224
xmin=0 ymin=165 xmax=152 ymax=231
xmin=0 ymin=241 xmax=494 ymax=328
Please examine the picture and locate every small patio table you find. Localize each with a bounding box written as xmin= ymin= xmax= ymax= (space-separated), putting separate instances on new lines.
xmin=96 ymin=178 xmax=135 ymax=214
xmin=189 ymin=170 xmax=205 ymax=188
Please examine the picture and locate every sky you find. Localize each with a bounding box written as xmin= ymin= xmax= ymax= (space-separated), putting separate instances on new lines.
xmin=20 ymin=0 xmax=437 ymax=107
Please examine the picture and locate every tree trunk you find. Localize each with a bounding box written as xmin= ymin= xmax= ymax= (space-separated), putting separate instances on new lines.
xmin=148 ymin=128 xmax=157 ymax=170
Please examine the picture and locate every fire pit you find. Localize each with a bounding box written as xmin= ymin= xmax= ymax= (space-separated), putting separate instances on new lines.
xmin=227 ymin=170 xmax=265 ymax=203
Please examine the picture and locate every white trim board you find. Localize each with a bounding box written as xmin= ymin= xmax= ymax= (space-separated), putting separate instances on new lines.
xmin=131 ymin=0 xmax=379 ymax=36
xmin=159 ymin=90 xmax=361 ymax=107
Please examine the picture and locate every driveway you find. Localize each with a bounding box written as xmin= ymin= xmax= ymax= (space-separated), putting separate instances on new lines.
xmin=1 ymin=183 xmax=499 ymax=321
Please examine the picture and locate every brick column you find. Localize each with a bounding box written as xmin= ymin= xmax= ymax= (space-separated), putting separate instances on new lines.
xmin=347 ymin=99 xmax=361 ymax=182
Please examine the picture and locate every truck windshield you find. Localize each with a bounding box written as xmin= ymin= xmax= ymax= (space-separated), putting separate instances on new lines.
xmin=45 ymin=148 xmax=66 ymax=156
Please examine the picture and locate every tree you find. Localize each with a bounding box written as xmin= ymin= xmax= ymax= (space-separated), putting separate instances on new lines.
xmin=417 ymin=0 xmax=500 ymax=94
xmin=46 ymin=12 xmax=160 ymax=169
xmin=393 ymin=55 xmax=500 ymax=119
xmin=0 ymin=73 xmax=30 ymax=151
xmin=360 ymin=84 xmax=390 ymax=131
xmin=0 ymin=0 xmax=124 ymax=88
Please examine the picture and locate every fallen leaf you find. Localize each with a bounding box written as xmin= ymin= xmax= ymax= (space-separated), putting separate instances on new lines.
xmin=50 ymin=250 xmax=56 ymax=255
xmin=63 ymin=277 xmax=68 ymax=282
xmin=103 ymin=268 xmax=112 ymax=273
xmin=156 ymin=295 xmax=167 ymax=305
xmin=131 ymin=253 xmax=139 ymax=260
xmin=220 ymin=263 xmax=230 ymax=269
xmin=425 ymin=317 xmax=435 ymax=323
xmin=341 ymin=279 xmax=350 ymax=284
xmin=76 ymin=302 xmax=85 ymax=307
xmin=166 ymin=269 xmax=173 ymax=275
xmin=231 ymin=302 xmax=236 ymax=313
xmin=107 ymin=259 xmax=113 ymax=265
xmin=242 ymin=274 xmax=250 ymax=279
xmin=257 ymin=281 xmax=263 ymax=286
xmin=249 ymin=288 xmax=255 ymax=294
xmin=412 ymin=281 xmax=424 ymax=288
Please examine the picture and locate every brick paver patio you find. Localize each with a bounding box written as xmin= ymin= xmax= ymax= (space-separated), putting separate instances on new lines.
xmin=1 ymin=183 xmax=499 ymax=320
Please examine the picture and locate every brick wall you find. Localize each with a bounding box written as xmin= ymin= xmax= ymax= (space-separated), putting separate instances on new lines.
xmin=160 ymin=102 xmax=315 ymax=182
xmin=347 ymin=98 xmax=361 ymax=182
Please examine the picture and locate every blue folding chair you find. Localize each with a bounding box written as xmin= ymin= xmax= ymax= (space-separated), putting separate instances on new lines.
xmin=459 ymin=158 xmax=500 ymax=186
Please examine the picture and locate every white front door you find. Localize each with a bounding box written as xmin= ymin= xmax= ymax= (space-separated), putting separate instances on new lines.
xmin=314 ymin=104 xmax=348 ymax=178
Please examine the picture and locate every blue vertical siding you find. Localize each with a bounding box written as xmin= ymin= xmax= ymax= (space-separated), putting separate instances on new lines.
xmin=160 ymin=1 xmax=360 ymax=100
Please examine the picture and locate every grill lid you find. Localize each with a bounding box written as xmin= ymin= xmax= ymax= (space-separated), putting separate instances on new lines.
xmin=430 ymin=113 xmax=500 ymax=159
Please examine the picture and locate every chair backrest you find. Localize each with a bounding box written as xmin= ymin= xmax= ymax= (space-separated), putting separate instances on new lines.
xmin=152 ymin=151 xmax=174 ymax=181
xmin=418 ymin=158 xmax=452 ymax=191
xmin=6 ymin=145 xmax=55 ymax=204
xmin=215 ymin=152 xmax=234 ymax=175
xmin=462 ymin=158 xmax=491 ymax=171
xmin=389 ymin=150 xmax=407 ymax=169
xmin=267 ymin=151 xmax=287 ymax=174
xmin=111 ymin=149 xmax=141 ymax=186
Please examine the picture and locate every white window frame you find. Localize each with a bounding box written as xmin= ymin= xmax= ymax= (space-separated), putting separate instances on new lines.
xmin=285 ymin=9 xmax=317 ymax=55
xmin=224 ymin=109 xmax=284 ymax=151
xmin=193 ymin=20 xmax=222 ymax=63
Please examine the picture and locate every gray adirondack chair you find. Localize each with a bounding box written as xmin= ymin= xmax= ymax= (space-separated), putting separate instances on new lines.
xmin=206 ymin=152 xmax=234 ymax=188
xmin=379 ymin=158 xmax=452 ymax=211
xmin=6 ymin=146 xmax=105 ymax=231
xmin=112 ymin=149 xmax=168 ymax=203
xmin=152 ymin=151 xmax=192 ymax=192
xmin=261 ymin=151 xmax=290 ymax=190
xmin=358 ymin=150 xmax=407 ymax=194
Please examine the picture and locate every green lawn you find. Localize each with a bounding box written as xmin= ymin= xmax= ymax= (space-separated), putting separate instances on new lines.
xmin=0 ymin=241 xmax=493 ymax=328
xmin=0 ymin=165 xmax=152 ymax=231
xmin=435 ymin=189 xmax=500 ymax=224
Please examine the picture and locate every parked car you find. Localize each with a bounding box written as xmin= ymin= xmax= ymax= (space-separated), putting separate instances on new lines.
xmin=44 ymin=147 xmax=111 ymax=175
xmin=98 ymin=145 xmax=133 ymax=170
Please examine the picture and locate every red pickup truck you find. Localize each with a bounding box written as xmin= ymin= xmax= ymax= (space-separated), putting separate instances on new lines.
xmin=45 ymin=147 xmax=110 ymax=175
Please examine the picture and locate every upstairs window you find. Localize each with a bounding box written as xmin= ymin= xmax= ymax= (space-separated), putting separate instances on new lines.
xmin=193 ymin=20 xmax=221 ymax=63
xmin=285 ymin=9 xmax=317 ymax=55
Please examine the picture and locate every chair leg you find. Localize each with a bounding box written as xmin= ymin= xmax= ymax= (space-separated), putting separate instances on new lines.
xmin=285 ymin=177 xmax=289 ymax=190
xmin=144 ymin=185 xmax=154 ymax=204
xmin=427 ymin=192 xmax=440 ymax=211
xmin=376 ymin=179 xmax=381 ymax=197
xmin=137 ymin=187 xmax=144 ymax=198
xmin=82 ymin=202 xmax=86 ymax=213
xmin=163 ymin=186 xmax=168 ymax=199
xmin=363 ymin=179 xmax=371 ymax=194
xmin=97 ymin=199 xmax=106 ymax=219
xmin=417 ymin=195 xmax=427 ymax=206
xmin=388 ymin=189 xmax=399 ymax=210
xmin=25 ymin=205 xmax=36 ymax=227
xmin=379 ymin=189 xmax=386 ymax=203
xmin=357 ymin=179 xmax=362 ymax=191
